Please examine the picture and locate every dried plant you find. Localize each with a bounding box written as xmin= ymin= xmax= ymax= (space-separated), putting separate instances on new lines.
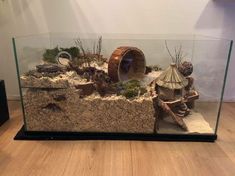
xmin=96 ymin=36 xmax=102 ymax=56
xmin=74 ymin=36 xmax=105 ymax=67
xmin=75 ymin=38 xmax=86 ymax=57
xmin=75 ymin=38 xmax=91 ymax=67
xmin=92 ymin=36 xmax=103 ymax=62
xmin=165 ymin=40 xmax=187 ymax=67
xmin=60 ymin=47 xmax=80 ymax=59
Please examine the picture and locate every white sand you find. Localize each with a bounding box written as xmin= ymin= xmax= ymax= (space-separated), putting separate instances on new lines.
xmin=157 ymin=110 xmax=214 ymax=134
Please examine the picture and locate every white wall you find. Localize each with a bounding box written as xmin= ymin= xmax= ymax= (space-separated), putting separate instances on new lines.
xmin=0 ymin=0 xmax=235 ymax=100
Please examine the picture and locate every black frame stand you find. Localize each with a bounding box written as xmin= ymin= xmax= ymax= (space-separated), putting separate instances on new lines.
xmin=0 ymin=80 xmax=9 ymax=126
xmin=14 ymin=126 xmax=217 ymax=142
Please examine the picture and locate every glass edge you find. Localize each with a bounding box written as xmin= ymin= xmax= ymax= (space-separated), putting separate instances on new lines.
xmin=194 ymin=34 xmax=232 ymax=42
xmin=13 ymin=32 xmax=51 ymax=39
xmin=214 ymin=40 xmax=233 ymax=134
xmin=12 ymin=37 xmax=28 ymax=130
xmin=13 ymin=32 xmax=232 ymax=42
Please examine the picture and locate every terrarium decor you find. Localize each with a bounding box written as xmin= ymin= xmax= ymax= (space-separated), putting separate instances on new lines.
xmin=12 ymin=33 xmax=233 ymax=141
xmin=108 ymin=46 xmax=146 ymax=82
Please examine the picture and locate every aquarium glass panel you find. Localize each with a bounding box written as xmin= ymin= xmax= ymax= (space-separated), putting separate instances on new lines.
xmin=13 ymin=33 xmax=232 ymax=135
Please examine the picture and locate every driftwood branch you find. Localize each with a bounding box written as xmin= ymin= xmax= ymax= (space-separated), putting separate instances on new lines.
xmin=158 ymin=99 xmax=188 ymax=130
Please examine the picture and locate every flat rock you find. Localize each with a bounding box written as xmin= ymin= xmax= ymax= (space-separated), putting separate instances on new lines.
xmin=36 ymin=64 xmax=63 ymax=73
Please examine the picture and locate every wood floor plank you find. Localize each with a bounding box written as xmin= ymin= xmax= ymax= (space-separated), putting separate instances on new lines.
xmin=0 ymin=101 xmax=235 ymax=176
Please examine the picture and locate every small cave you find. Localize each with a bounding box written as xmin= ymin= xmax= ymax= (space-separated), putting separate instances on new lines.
xmin=42 ymin=103 xmax=62 ymax=112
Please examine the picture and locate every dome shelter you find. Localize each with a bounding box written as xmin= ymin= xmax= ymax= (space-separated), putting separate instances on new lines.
xmin=156 ymin=63 xmax=188 ymax=101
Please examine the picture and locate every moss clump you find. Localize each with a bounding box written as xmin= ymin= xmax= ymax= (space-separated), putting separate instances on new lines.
xmin=123 ymin=80 xmax=140 ymax=89
xmin=60 ymin=47 xmax=80 ymax=58
xmin=113 ymin=80 xmax=147 ymax=99
xmin=43 ymin=47 xmax=60 ymax=63
xmin=122 ymin=88 xmax=139 ymax=99
xmin=43 ymin=46 xmax=80 ymax=63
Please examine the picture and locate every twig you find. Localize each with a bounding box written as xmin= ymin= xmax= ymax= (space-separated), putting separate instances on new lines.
xmin=97 ymin=36 xmax=102 ymax=55
xmin=75 ymin=38 xmax=91 ymax=67
xmin=165 ymin=40 xmax=175 ymax=63
xmin=174 ymin=47 xmax=178 ymax=64
xmin=178 ymin=45 xmax=182 ymax=66
xmin=75 ymin=36 xmax=103 ymax=67
xmin=75 ymin=38 xmax=86 ymax=57
xmin=96 ymin=36 xmax=102 ymax=61
xmin=93 ymin=41 xmax=96 ymax=55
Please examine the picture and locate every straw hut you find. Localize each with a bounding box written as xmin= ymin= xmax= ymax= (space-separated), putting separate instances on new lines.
xmin=156 ymin=63 xmax=188 ymax=100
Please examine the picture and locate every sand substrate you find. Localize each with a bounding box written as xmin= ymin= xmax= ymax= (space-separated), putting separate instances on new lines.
xmin=23 ymin=88 xmax=156 ymax=133
xmin=157 ymin=111 xmax=214 ymax=134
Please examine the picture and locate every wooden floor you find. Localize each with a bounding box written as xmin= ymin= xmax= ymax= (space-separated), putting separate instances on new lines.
xmin=1 ymin=101 xmax=235 ymax=176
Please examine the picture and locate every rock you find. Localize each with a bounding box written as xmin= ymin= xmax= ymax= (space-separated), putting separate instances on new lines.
xmin=36 ymin=64 xmax=63 ymax=73
xmin=93 ymin=70 xmax=112 ymax=96
xmin=145 ymin=66 xmax=152 ymax=74
xmin=94 ymin=81 xmax=110 ymax=96
xmin=24 ymin=70 xmax=43 ymax=78
xmin=75 ymin=82 xmax=95 ymax=96
xmin=178 ymin=61 xmax=193 ymax=77
xmin=42 ymin=103 xmax=62 ymax=112
xmin=185 ymin=77 xmax=194 ymax=91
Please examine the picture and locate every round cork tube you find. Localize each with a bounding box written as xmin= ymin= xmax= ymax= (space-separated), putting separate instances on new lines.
xmin=108 ymin=46 xmax=146 ymax=82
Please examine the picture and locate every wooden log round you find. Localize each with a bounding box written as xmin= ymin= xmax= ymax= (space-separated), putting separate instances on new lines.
xmin=108 ymin=46 xmax=146 ymax=82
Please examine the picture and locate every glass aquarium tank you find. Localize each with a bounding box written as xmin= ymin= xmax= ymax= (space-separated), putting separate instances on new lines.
xmin=13 ymin=33 xmax=233 ymax=141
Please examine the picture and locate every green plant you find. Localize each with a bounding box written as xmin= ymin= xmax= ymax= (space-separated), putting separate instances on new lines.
xmin=60 ymin=47 xmax=80 ymax=58
xmin=43 ymin=47 xmax=60 ymax=63
xmin=122 ymin=80 xmax=141 ymax=89
xmin=74 ymin=36 xmax=106 ymax=67
xmin=122 ymin=88 xmax=139 ymax=99
xmin=114 ymin=80 xmax=147 ymax=99
xmin=43 ymin=46 xmax=80 ymax=64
